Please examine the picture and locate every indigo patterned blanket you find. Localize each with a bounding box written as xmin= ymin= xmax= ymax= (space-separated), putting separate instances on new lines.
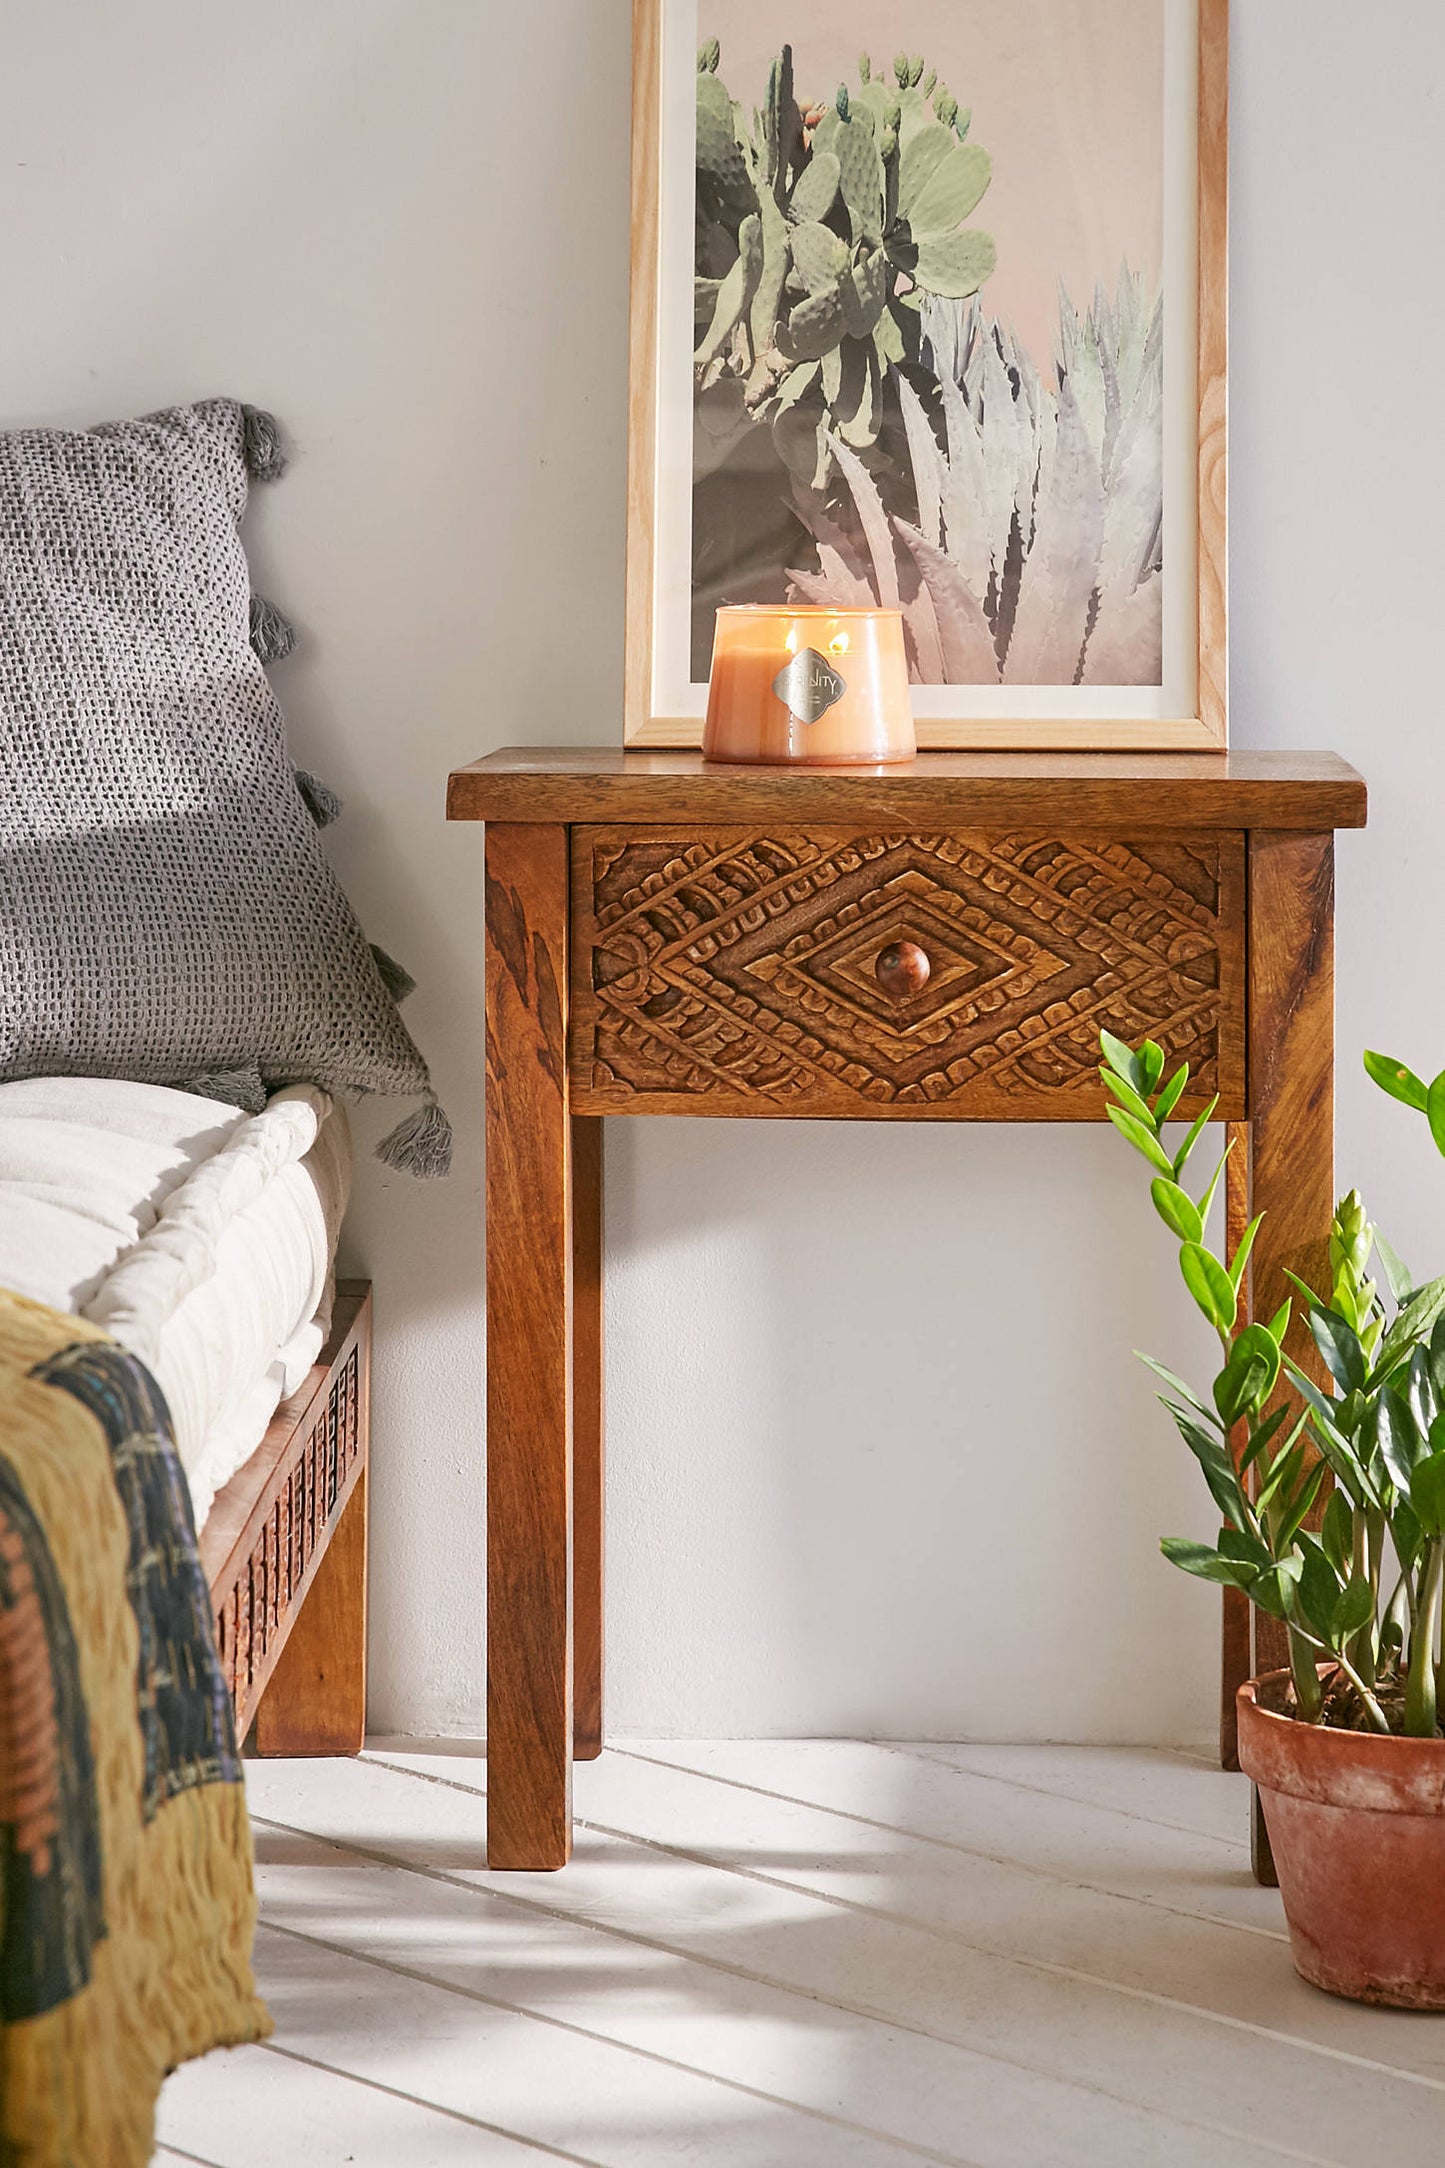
xmin=0 ymin=1289 xmax=268 ymax=2166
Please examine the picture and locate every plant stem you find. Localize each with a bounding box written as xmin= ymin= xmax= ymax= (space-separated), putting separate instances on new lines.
xmin=1383 ymin=1567 xmax=1414 ymax=1656
xmin=1287 ymin=1627 xmax=1324 ymax=1722
xmin=1348 ymin=1507 xmax=1385 ymax=1690
xmin=1330 ymin=1650 xmax=1393 ymax=1735
xmin=1287 ymin=1622 xmax=1393 ymax=1733
xmin=1404 ymin=1538 xmax=1445 ymax=1739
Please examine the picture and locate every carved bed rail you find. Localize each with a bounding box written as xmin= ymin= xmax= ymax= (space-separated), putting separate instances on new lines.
xmin=198 ymin=1280 xmax=371 ymax=1750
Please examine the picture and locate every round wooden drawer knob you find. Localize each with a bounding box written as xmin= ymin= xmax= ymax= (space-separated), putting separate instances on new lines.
xmin=875 ymin=940 xmax=930 ymax=999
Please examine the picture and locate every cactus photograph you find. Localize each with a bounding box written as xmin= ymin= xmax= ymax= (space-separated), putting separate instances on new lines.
xmin=688 ymin=0 xmax=1166 ymax=692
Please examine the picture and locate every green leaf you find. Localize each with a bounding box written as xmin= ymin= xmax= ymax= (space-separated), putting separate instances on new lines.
xmin=1296 ymin=1537 xmax=1345 ymax=1641
xmin=1172 ymin=1095 xmax=1220 ymax=1181
xmin=1363 ymin=1049 xmax=1428 ymax=1112
xmin=1309 ymin=1307 xmax=1367 ymax=1395
xmin=1163 ymin=1403 xmax=1247 ymax=1525
xmin=1179 ymin=1243 xmax=1238 ymax=1334
xmin=1321 ymin=1486 xmax=1354 ymax=1575
xmin=1250 ymin=1556 xmax=1304 ymax=1621
xmin=1213 ymin=1350 xmax=1271 ymax=1429
xmin=1137 ymin=1352 xmax=1219 ymax=1424
xmin=1282 ymin=1361 xmax=1375 ymax=1508
xmin=1409 ymin=1449 xmax=1445 ymax=1538
xmin=1284 ymin=1267 xmax=1325 ymax=1312
xmin=1402 ymin=1344 xmax=1435 ymax=1443
xmin=1152 ymin=1063 xmax=1189 ymax=1126
xmin=1275 ymin=1458 xmax=1327 ymax=1551
xmin=1214 ymin=1325 xmax=1282 ymax=1429
xmin=1229 ymin=1214 xmax=1263 ymax=1294
xmin=1427 ymin=1071 xmax=1445 ymax=1160
xmin=1265 ymin=1299 xmax=1292 ymax=1346
xmin=1139 ymin=1041 xmax=1166 ymax=1095
xmin=1105 ymin=1103 xmax=1174 ymax=1178
xmin=1233 ymin=1322 xmax=1283 ymax=1402
xmin=1159 ymin=1538 xmax=1257 ymax=1589
xmin=1255 ymin=1437 xmax=1306 ymax=1521
xmin=1239 ymin=1402 xmax=1292 ymax=1475
xmin=1099 ymin=1066 xmax=1157 ymax=1129
xmin=1337 ymin=1573 xmax=1375 ymax=1640
xmin=1377 ymin=1387 xmax=1425 ymax=1492
xmin=1218 ymin=1524 xmax=1273 ymax=1570
xmin=1099 ymin=1028 xmax=1146 ymax=1093
xmin=1196 ymin=1143 xmax=1234 ymax=1231
xmin=1380 ymin=1274 xmax=1445 ymax=1372
xmin=1393 ymin=1495 xmax=1424 ymax=1567
xmin=1375 ymin=1228 xmax=1417 ymax=1306
xmin=1150 ymin=1178 xmax=1203 ymax=1244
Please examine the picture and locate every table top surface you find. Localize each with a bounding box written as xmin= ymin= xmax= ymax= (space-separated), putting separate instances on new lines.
xmin=446 ymin=748 xmax=1367 ymax=831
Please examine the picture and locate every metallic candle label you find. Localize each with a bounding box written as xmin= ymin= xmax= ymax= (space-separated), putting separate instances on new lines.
xmin=772 ymin=648 xmax=847 ymax=725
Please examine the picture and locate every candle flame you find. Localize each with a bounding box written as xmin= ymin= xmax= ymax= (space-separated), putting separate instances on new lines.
xmin=828 ymin=631 xmax=850 ymax=656
xmin=784 ymin=627 xmax=799 ymax=654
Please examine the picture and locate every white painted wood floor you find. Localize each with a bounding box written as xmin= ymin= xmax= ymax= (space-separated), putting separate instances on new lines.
xmin=154 ymin=1740 xmax=1445 ymax=2168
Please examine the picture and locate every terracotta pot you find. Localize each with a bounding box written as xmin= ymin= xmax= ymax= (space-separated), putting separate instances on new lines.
xmin=1238 ymin=1671 xmax=1445 ymax=2007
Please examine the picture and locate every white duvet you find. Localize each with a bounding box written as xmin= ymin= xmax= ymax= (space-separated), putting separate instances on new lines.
xmin=0 ymin=1076 xmax=351 ymax=1526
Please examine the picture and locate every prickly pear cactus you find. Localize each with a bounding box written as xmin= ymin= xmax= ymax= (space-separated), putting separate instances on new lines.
xmin=693 ymin=39 xmax=996 ymax=481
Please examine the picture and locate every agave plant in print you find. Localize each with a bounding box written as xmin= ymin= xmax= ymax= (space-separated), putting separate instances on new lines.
xmin=787 ymin=271 xmax=1164 ymax=687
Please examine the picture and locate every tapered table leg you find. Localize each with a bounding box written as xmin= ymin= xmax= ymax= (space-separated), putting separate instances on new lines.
xmin=572 ymin=1113 xmax=605 ymax=1760
xmin=1241 ymin=830 xmax=1335 ymax=1884
xmin=485 ymin=822 xmax=574 ymax=1869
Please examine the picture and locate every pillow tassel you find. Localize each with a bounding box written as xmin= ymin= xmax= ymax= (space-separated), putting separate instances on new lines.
xmin=376 ymin=1096 xmax=453 ymax=1179
xmin=294 ymin=767 xmax=343 ymax=828
xmin=240 ymin=404 xmax=288 ymax=481
xmin=370 ymin=944 xmax=416 ymax=1004
xmin=171 ymin=1068 xmax=268 ymax=1114
xmin=249 ymin=593 xmax=296 ymax=663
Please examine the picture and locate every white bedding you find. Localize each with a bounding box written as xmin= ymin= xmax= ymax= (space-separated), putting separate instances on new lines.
xmin=0 ymin=1076 xmax=351 ymax=1526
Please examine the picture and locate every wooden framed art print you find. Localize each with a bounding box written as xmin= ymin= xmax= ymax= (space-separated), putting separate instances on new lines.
xmin=626 ymin=0 xmax=1228 ymax=750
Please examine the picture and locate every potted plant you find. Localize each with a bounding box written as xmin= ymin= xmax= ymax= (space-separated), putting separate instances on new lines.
xmin=1101 ymin=1030 xmax=1445 ymax=2007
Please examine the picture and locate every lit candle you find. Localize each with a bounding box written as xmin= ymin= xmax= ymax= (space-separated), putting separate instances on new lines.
xmin=702 ymin=606 xmax=915 ymax=766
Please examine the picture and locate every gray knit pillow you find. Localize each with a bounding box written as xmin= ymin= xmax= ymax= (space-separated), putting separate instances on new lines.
xmin=0 ymin=398 xmax=449 ymax=1174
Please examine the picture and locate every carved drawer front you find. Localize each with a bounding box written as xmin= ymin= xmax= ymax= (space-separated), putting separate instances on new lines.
xmin=569 ymin=828 xmax=1246 ymax=1119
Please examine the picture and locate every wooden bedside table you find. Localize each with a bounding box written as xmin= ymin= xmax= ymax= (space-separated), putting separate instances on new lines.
xmin=447 ymin=749 xmax=1367 ymax=1870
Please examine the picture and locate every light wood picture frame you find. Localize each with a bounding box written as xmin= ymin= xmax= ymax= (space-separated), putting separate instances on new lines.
xmin=626 ymin=0 xmax=1227 ymax=750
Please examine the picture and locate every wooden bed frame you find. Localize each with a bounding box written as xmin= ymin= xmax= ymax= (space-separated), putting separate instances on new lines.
xmin=198 ymin=1280 xmax=371 ymax=1754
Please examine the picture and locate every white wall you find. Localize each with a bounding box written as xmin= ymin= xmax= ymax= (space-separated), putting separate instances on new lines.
xmin=4 ymin=1 xmax=1442 ymax=1745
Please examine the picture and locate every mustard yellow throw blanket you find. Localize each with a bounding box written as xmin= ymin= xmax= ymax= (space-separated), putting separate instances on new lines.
xmin=0 ymin=1290 xmax=269 ymax=2166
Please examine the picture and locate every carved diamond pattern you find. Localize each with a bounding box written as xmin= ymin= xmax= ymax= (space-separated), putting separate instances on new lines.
xmin=574 ymin=830 xmax=1240 ymax=1113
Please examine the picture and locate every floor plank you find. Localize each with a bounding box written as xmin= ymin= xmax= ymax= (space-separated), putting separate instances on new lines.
xmin=246 ymin=1916 xmax=965 ymax=2167
xmin=239 ymin=1751 xmax=1445 ymax=2165
xmin=884 ymin=1740 xmax=1247 ymax=1840
xmin=161 ymin=1746 xmax=1445 ymax=2168
xmin=157 ymin=2039 xmax=574 ymax=2165
xmin=613 ymin=1739 xmax=1276 ymax=1929
xmin=247 ymin=1819 xmax=1288 ymax=2168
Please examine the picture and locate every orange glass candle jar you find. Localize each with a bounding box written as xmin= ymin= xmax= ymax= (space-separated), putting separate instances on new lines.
xmin=702 ymin=605 xmax=915 ymax=766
